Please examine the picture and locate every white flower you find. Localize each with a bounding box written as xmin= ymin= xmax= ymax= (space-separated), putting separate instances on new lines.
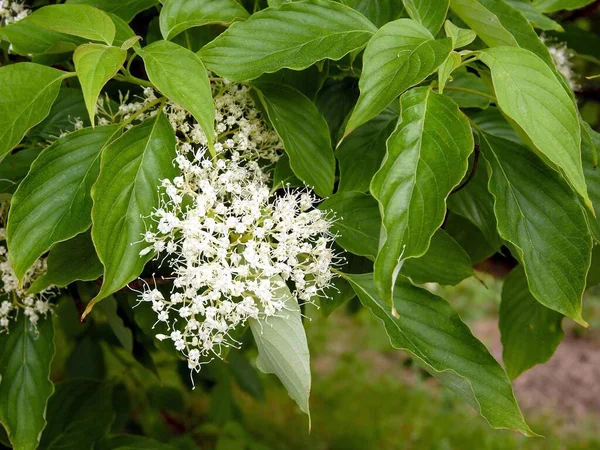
xmin=542 ymin=35 xmax=578 ymax=90
xmin=0 ymin=0 xmax=30 ymax=26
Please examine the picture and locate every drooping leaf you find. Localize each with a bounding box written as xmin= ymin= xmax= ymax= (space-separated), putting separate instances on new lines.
xmin=7 ymin=125 xmax=119 ymax=282
xmin=28 ymin=232 xmax=103 ymax=294
xmin=66 ymin=0 xmax=158 ymax=22
xmin=480 ymin=131 xmax=591 ymax=324
xmin=254 ymin=82 xmax=335 ymax=197
xmin=371 ymin=87 xmax=473 ymax=303
xmin=139 ymin=40 xmax=214 ymax=152
xmin=403 ymin=229 xmax=474 ymax=286
xmin=197 ymin=0 xmax=377 ymax=81
xmin=532 ymin=0 xmax=596 ymax=13
xmin=0 ymin=315 xmax=55 ymax=450
xmin=0 ymin=17 xmax=84 ymax=55
xmin=160 ymin=0 xmax=249 ymax=40
xmin=319 ymin=191 xmax=380 ymax=259
xmin=0 ymin=148 xmax=39 ymax=195
xmin=499 ymin=266 xmax=564 ymax=380
xmin=343 ymin=273 xmax=533 ymax=435
xmin=40 ymin=379 xmax=114 ymax=450
xmin=340 ymin=0 xmax=404 ymax=27
xmin=27 ymin=4 xmax=116 ymax=45
xmin=345 ymin=18 xmax=452 ymax=135
xmin=249 ymin=278 xmax=311 ymax=417
xmin=336 ymin=104 xmax=398 ymax=193
xmin=0 ymin=63 xmax=67 ymax=161
xmin=74 ymin=44 xmax=127 ymax=125
xmin=90 ymin=114 xmax=177 ymax=315
xmin=403 ymin=0 xmax=449 ymax=35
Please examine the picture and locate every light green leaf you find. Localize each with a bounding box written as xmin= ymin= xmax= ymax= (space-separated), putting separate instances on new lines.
xmin=0 ymin=17 xmax=84 ymax=55
xmin=249 ymin=277 xmax=311 ymax=417
xmin=480 ymin=131 xmax=592 ymax=325
xmin=139 ymin=40 xmax=214 ymax=152
xmin=371 ymin=87 xmax=473 ymax=303
xmin=27 ymin=4 xmax=116 ymax=45
xmin=160 ymin=0 xmax=249 ymax=40
xmin=0 ymin=148 xmax=39 ymax=195
xmin=197 ymin=0 xmax=376 ymax=81
xmin=343 ymin=272 xmax=533 ymax=435
xmin=7 ymin=125 xmax=119 ymax=282
xmin=336 ymin=104 xmax=398 ymax=193
xmin=478 ymin=46 xmax=589 ymax=209
xmin=254 ymin=82 xmax=334 ymax=197
xmin=403 ymin=0 xmax=449 ymax=34
xmin=0 ymin=315 xmax=55 ymax=450
xmin=89 ymin=114 xmax=177 ymax=315
xmin=444 ymin=20 xmax=477 ymax=48
xmin=28 ymin=232 xmax=103 ymax=294
xmin=320 ymin=191 xmax=380 ymax=259
xmin=500 ymin=266 xmax=564 ymax=380
xmin=533 ymin=0 xmax=596 ymax=13
xmin=438 ymin=52 xmax=462 ymax=93
xmin=74 ymin=44 xmax=127 ymax=125
xmin=66 ymin=0 xmax=158 ymax=22
xmin=344 ymin=19 xmax=452 ymax=135
xmin=403 ymin=229 xmax=474 ymax=286
xmin=505 ymin=1 xmax=563 ymax=31
xmin=0 ymin=63 xmax=67 ymax=161
xmin=340 ymin=0 xmax=405 ymax=27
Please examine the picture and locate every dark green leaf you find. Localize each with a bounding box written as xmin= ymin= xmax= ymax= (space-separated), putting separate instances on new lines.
xmin=444 ymin=69 xmax=492 ymax=109
xmin=227 ymin=350 xmax=265 ymax=400
xmin=29 ymin=87 xmax=89 ymax=142
xmin=505 ymin=1 xmax=563 ymax=31
xmin=65 ymin=336 xmax=106 ymax=379
xmin=500 ymin=266 xmax=564 ymax=380
xmin=96 ymin=435 xmax=177 ymax=450
xmin=197 ymin=0 xmax=376 ymax=81
xmin=444 ymin=213 xmax=498 ymax=264
xmin=0 ymin=148 xmax=39 ymax=195
xmin=532 ymin=0 xmax=596 ymax=13
xmin=581 ymin=121 xmax=600 ymax=241
xmin=403 ymin=0 xmax=449 ymax=34
xmin=97 ymin=297 xmax=134 ymax=352
xmin=254 ymin=82 xmax=334 ymax=197
xmin=271 ymin=154 xmax=303 ymax=190
xmin=340 ymin=0 xmax=404 ymax=27
xmin=0 ymin=315 xmax=55 ymax=450
xmin=66 ymin=0 xmax=158 ymax=22
xmin=315 ymin=78 xmax=359 ymax=141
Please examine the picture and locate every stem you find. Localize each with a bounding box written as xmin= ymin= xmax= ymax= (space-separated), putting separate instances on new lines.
xmin=442 ymin=85 xmax=497 ymax=102
xmin=119 ymin=96 xmax=166 ymax=129
xmin=114 ymin=73 xmax=154 ymax=88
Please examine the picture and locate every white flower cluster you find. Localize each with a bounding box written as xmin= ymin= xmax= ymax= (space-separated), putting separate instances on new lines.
xmin=0 ymin=0 xmax=29 ymax=26
xmin=135 ymin=82 xmax=337 ymax=371
xmin=542 ymin=35 xmax=578 ymax=90
xmin=0 ymin=226 xmax=54 ymax=333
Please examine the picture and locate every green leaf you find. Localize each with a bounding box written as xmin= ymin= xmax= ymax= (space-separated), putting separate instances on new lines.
xmin=319 ymin=191 xmax=380 ymax=259
xmin=0 ymin=315 xmax=55 ymax=450
xmin=371 ymin=87 xmax=473 ymax=303
xmin=343 ymin=272 xmax=533 ymax=435
xmin=403 ymin=229 xmax=474 ymax=286
xmin=0 ymin=63 xmax=67 ymax=161
xmin=336 ymin=104 xmax=398 ymax=193
xmin=532 ymin=0 xmax=596 ymax=13
xmin=160 ymin=0 xmax=249 ymax=40
xmin=340 ymin=0 xmax=404 ymax=27
xmin=505 ymin=1 xmax=563 ymax=32
xmin=403 ymin=0 xmax=449 ymax=35
xmin=500 ymin=266 xmax=564 ymax=380
xmin=108 ymin=13 xmax=139 ymax=49
xmin=29 ymin=87 xmax=89 ymax=142
xmin=139 ymin=40 xmax=214 ymax=152
xmin=437 ymin=51 xmax=462 ymax=93
xmin=89 ymin=114 xmax=177 ymax=315
xmin=66 ymin=0 xmax=158 ymax=22
xmin=582 ymin=122 xmax=600 ymax=241
xmin=28 ymin=232 xmax=103 ymax=294
xmin=0 ymin=17 xmax=84 ymax=55
xmin=27 ymin=4 xmax=116 ymax=45
xmin=444 ymin=69 xmax=492 ymax=109
xmin=344 ymin=18 xmax=452 ymax=135
xmin=227 ymin=350 xmax=265 ymax=400
xmin=74 ymin=44 xmax=127 ymax=125
xmin=478 ymin=46 xmax=589 ymax=210
xmin=254 ymin=82 xmax=334 ymax=197
xmin=480 ymin=131 xmax=592 ymax=325
xmin=40 ymin=379 xmax=114 ymax=450
xmin=7 ymin=125 xmax=119 ymax=282
xmin=444 ymin=213 xmax=498 ymax=264
xmin=97 ymin=297 xmax=134 ymax=352
xmin=96 ymin=435 xmax=177 ymax=450
xmin=0 ymin=148 xmax=39 ymax=195
xmin=249 ymin=277 xmax=311 ymax=417
xmin=271 ymin=154 xmax=303 ymax=190
xmin=197 ymin=0 xmax=376 ymax=81
xmin=444 ymin=20 xmax=477 ymax=49
xmin=315 ymin=78 xmax=359 ymax=141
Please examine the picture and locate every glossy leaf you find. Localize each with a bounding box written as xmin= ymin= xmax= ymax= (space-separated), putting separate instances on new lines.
xmin=139 ymin=40 xmax=214 ymax=152
xmin=90 ymin=114 xmax=177 ymax=314
xmin=340 ymin=0 xmax=404 ymax=27
xmin=500 ymin=266 xmax=564 ymax=380
xmin=160 ymin=0 xmax=249 ymax=40
xmin=371 ymin=87 xmax=473 ymax=303
xmin=28 ymin=232 xmax=103 ymax=294
xmin=480 ymin=131 xmax=591 ymax=324
xmin=27 ymin=4 xmax=116 ymax=45
xmin=345 ymin=19 xmax=452 ymax=135
xmin=0 ymin=63 xmax=66 ymax=161
xmin=403 ymin=0 xmax=449 ymax=35
xmin=254 ymin=82 xmax=335 ymax=197
xmin=343 ymin=273 xmax=533 ymax=435
xmin=0 ymin=315 xmax=55 ymax=450
xmin=7 ymin=125 xmax=119 ymax=282
xmin=66 ymin=0 xmax=158 ymax=22
xmin=249 ymin=278 xmax=311 ymax=417
xmin=403 ymin=229 xmax=474 ymax=286
xmin=74 ymin=44 xmax=127 ymax=125
xmin=479 ymin=47 xmax=589 ymax=209
xmin=0 ymin=17 xmax=84 ymax=55
xmin=197 ymin=0 xmax=376 ymax=81
xmin=320 ymin=191 xmax=380 ymax=259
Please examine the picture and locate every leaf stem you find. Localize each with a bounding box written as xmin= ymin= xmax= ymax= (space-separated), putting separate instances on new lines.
xmin=442 ymin=86 xmax=497 ymax=102
xmin=114 ymin=73 xmax=154 ymax=88
xmin=119 ymin=96 xmax=165 ymax=129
